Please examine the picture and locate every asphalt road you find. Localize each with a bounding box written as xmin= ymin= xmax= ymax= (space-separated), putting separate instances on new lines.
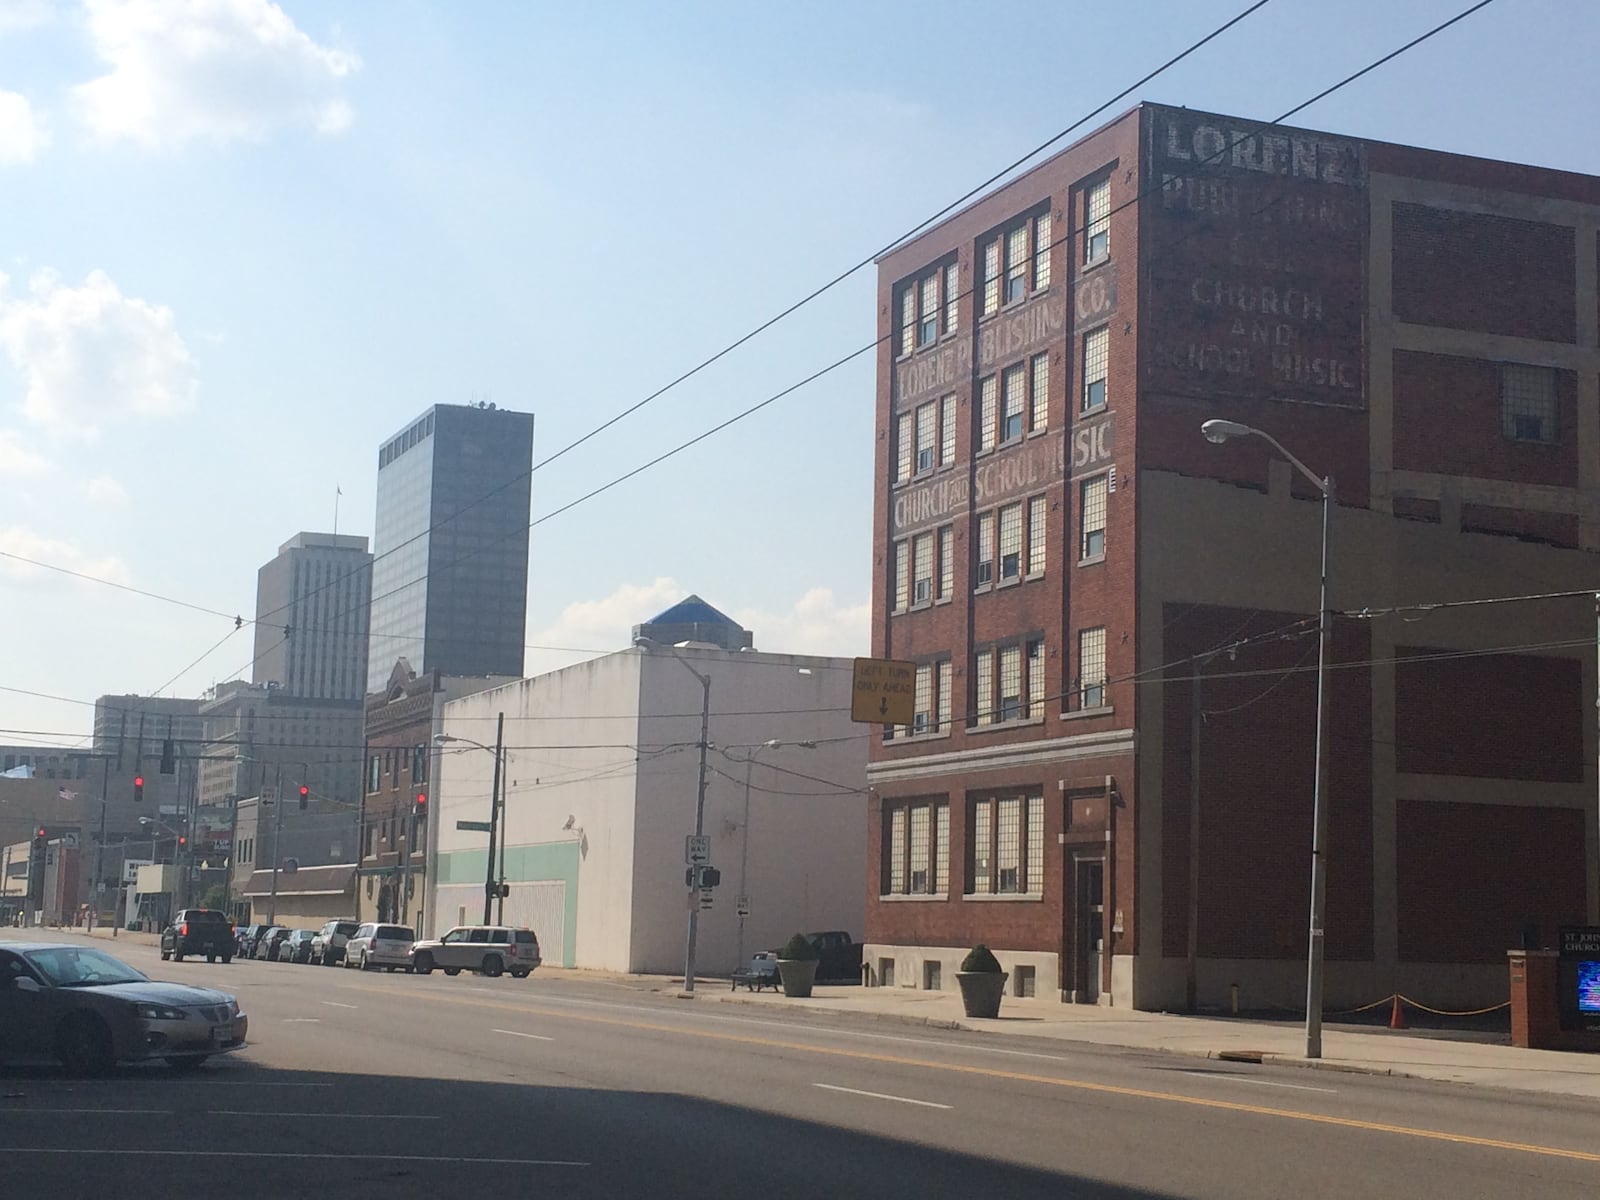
xmin=3 ymin=931 xmax=1599 ymax=1198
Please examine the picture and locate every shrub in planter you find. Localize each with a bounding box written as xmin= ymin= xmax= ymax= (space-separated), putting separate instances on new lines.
xmin=777 ymin=932 xmax=820 ymax=997
xmin=956 ymin=944 xmax=1008 ymax=1018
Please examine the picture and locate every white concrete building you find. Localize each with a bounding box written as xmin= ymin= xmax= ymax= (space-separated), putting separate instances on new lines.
xmin=429 ymin=639 xmax=865 ymax=974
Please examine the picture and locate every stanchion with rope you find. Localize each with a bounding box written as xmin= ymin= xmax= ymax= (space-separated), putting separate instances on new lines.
xmin=1389 ymin=994 xmax=1405 ymax=1030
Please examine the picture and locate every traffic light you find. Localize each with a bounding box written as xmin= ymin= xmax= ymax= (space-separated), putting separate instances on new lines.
xmin=133 ymin=775 xmax=144 ymax=803
xmin=177 ymin=835 xmax=188 ymax=849
xmin=298 ymin=784 xmax=310 ymax=810
xmin=34 ymin=826 xmax=46 ymax=847
xmin=414 ymin=791 xmax=428 ymax=814
xmin=159 ymin=739 xmax=175 ymax=775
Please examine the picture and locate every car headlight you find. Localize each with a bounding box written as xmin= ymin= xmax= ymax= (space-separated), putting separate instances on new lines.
xmin=136 ymin=1004 xmax=188 ymax=1021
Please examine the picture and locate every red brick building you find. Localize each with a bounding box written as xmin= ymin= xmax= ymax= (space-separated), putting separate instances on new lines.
xmin=867 ymin=102 xmax=1600 ymax=1012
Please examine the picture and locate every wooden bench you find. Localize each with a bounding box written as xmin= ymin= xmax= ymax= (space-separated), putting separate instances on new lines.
xmin=730 ymin=952 xmax=781 ymax=992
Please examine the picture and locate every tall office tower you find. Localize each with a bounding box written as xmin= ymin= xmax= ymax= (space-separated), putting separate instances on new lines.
xmin=252 ymin=532 xmax=374 ymax=701
xmin=366 ymin=403 xmax=535 ymax=694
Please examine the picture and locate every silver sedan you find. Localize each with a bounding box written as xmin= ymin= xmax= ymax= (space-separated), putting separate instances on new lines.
xmin=0 ymin=941 xmax=248 ymax=1075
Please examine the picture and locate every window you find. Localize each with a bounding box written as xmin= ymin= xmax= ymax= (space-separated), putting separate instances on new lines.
xmin=976 ymin=512 xmax=994 ymax=587
xmin=919 ymin=274 xmax=939 ymax=346
xmin=893 ymin=539 xmax=910 ymax=611
xmin=945 ymin=262 xmax=960 ymax=332
xmin=1501 ymin=364 xmax=1557 ymax=444
xmin=884 ymin=799 xmax=949 ymax=896
xmin=1080 ymin=475 xmax=1108 ymax=560
xmin=937 ymin=525 xmax=954 ymax=599
xmin=414 ymin=745 xmax=428 ymax=785
xmin=912 ymin=533 xmax=933 ymax=606
xmin=971 ymin=637 xmax=1047 ymax=725
xmin=981 ymin=239 xmax=1001 ymax=317
xmin=978 ymin=375 xmax=996 ymax=453
xmin=915 ymin=403 xmax=937 ymax=474
xmin=968 ymin=792 xmax=1045 ymax=896
xmin=1079 ymin=627 xmax=1107 ymax=709
xmin=1001 ymin=364 xmax=1025 ymax=443
xmin=1030 ymin=352 xmax=1049 ymax=432
xmin=1027 ymin=495 xmax=1047 ymax=577
xmin=899 ymin=279 xmax=917 ymax=357
xmin=1086 ymin=178 xmax=1111 ymax=263
xmin=898 ymin=264 xmax=959 ymax=354
xmin=363 ymin=822 xmax=375 ymax=857
xmin=895 ymin=413 xmax=913 ymax=483
xmin=912 ymin=665 xmax=932 ymax=735
xmin=898 ymin=658 xmax=952 ymax=738
xmin=1033 ymin=212 xmax=1051 ymax=290
xmin=366 ymin=754 xmax=381 ymax=794
xmin=1083 ymin=326 xmax=1108 ymax=412
xmin=1005 ymin=226 xmax=1028 ymax=304
xmin=999 ymin=502 xmax=1023 ymax=581
xmin=940 ymin=394 xmax=957 ymax=466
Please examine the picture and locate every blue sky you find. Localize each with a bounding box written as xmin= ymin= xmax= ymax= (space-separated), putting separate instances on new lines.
xmin=1 ymin=0 xmax=1593 ymax=742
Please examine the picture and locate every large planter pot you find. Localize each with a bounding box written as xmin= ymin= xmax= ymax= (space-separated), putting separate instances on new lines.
xmin=777 ymin=958 xmax=819 ymax=998
xmin=957 ymin=970 xmax=1009 ymax=1018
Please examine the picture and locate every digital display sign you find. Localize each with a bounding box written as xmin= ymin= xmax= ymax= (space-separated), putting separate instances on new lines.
xmin=1577 ymin=961 xmax=1600 ymax=1015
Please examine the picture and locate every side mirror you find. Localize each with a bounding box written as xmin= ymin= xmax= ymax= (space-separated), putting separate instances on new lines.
xmin=14 ymin=977 xmax=41 ymax=994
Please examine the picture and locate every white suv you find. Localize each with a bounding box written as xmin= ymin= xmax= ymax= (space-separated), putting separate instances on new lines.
xmin=411 ymin=926 xmax=541 ymax=979
xmin=344 ymin=923 xmax=415 ymax=973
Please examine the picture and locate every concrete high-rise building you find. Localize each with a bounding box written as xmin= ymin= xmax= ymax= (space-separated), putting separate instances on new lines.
xmin=366 ymin=403 xmax=535 ymax=693
xmin=251 ymin=532 xmax=373 ymax=702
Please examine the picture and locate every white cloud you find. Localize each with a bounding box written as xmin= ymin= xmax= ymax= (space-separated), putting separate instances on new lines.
xmin=86 ymin=474 xmax=127 ymax=505
xmin=0 ymin=0 xmax=53 ymax=36
xmin=0 ymin=90 xmax=49 ymax=164
xmin=525 ymin=576 xmax=685 ymax=675
xmin=0 ymin=525 xmax=130 ymax=585
xmin=0 ymin=429 xmax=51 ymax=475
xmin=75 ymin=0 xmax=361 ymax=148
xmin=734 ymin=588 xmax=869 ymax=660
xmin=0 ymin=268 xmax=198 ymax=435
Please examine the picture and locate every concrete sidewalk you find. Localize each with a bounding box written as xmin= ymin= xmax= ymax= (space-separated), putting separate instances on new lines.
xmin=46 ymin=926 xmax=1600 ymax=1101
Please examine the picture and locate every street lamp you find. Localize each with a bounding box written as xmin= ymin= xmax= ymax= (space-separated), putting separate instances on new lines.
xmin=436 ymin=720 xmax=506 ymax=925
xmin=728 ymin=739 xmax=817 ymax=967
xmin=1201 ymin=418 xmax=1333 ymax=1058
xmin=635 ymin=636 xmax=713 ymax=995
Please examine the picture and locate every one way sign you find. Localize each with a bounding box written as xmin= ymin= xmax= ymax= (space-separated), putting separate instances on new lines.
xmin=851 ymin=657 xmax=917 ymax=725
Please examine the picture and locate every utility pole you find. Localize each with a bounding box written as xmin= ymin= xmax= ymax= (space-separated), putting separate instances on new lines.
xmin=496 ymin=740 xmax=508 ymax=926
xmin=482 ymin=713 xmax=503 ymax=925
xmin=682 ymin=667 xmax=712 ymax=994
xmin=267 ymin=763 xmax=285 ymax=925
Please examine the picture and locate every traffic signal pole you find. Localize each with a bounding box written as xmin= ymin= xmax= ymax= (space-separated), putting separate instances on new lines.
xmin=482 ymin=714 xmax=503 ymax=925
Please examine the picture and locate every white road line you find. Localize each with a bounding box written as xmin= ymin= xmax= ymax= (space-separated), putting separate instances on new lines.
xmin=1193 ymin=1074 xmax=1338 ymax=1094
xmin=0 ymin=1109 xmax=171 ymax=1115
xmin=0 ymin=1149 xmax=588 ymax=1166
xmin=813 ymin=1083 xmax=951 ymax=1110
xmin=186 ymin=1081 xmax=335 ymax=1088
xmin=493 ymin=1028 xmax=554 ymax=1041
xmin=282 ymin=1018 xmax=321 ymax=1023
xmin=320 ymin=1001 xmax=358 ymax=1009
xmin=209 ymin=1111 xmax=440 ymax=1120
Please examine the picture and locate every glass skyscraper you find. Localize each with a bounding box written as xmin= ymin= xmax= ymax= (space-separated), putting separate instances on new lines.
xmin=366 ymin=403 xmax=535 ymax=693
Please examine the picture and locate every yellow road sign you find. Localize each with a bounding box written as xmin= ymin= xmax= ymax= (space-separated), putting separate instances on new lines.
xmin=851 ymin=657 xmax=917 ymax=725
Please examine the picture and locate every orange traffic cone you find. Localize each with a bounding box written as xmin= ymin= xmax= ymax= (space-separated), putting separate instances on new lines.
xmin=1389 ymin=994 xmax=1406 ymax=1030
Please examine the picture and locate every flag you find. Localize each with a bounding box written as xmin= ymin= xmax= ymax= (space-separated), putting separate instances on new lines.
xmin=58 ymin=786 xmax=78 ymax=802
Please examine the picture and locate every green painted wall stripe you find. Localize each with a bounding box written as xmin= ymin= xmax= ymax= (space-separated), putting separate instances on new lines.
xmin=436 ymin=841 xmax=579 ymax=967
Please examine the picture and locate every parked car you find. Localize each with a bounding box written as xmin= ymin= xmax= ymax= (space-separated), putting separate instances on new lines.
xmin=0 ymin=941 xmax=247 ymax=1075
xmin=771 ymin=931 xmax=863 ymax=982
xmin=282 ymin=929 xmax=319 ymax=964
xmin=237 ymin=923 xmax=274 ymax=959
xmin=257 ymin=928 xmax=292 ymax=962
xmin=159 ymin=909 xmax=235 ymax=964
xmin=344 ymin=923 xmax=415 ymax=972
xmin=310 ymin=919 xmax=360 ymax=966
xmin=410 ymin=926 xmax=540 ymax=979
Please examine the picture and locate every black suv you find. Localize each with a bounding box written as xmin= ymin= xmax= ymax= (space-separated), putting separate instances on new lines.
xmin=161 ymin=909 xmax=236 ymax=963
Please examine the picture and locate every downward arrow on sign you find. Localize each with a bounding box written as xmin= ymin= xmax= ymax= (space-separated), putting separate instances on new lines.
xmin=878 ymin=697 xmax=889 ymax=716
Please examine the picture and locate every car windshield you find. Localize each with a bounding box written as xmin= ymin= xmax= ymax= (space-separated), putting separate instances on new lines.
xmin=25 ymin=947 xmax=148 ymax=988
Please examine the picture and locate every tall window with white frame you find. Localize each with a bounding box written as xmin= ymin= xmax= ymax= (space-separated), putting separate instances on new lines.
xmin=968 ymin=792 xmax=1046 ymax=896
xmin=909 ymin=659 xmax=952 ymax=736
xmin=1078 ymin=627 xmax=1107 ymax=710
xmin=1080 ymin=475 xmax=1108 ymax=561
xmin=1030 ymin=352 xmax=1050 ymax=431
xmin=1001 ymin=364 xmax=1026 ymax=443
xmin=1026 ymin=495 xmax=1047 ymax=578
xmin=978 ymin=375 xmax=997 ymax=453
xmin=998 ymin=502 xmax=1023 ymax=582
xmin=893 ymin=539 xmax=910 ymax=611
xmin=1500 ymin=364 xmax=1558 ymax=444
xmin=1085 ymin=178 xmax=1111 ymax=265
xmin=885 ymin=799 xmax=949 ymax=897
xmin=898 ymin=264 xmax=959 ymax=356
xmin=940 ymin=394 xmax=957 ymax=465
xmin=980 ymin=208 xmax=1053 ymax=319
xmin=915 ymin=403 xmax=938 ymax=475
xmin=895 ymin=412 xmax=913 ymax=483
xmin=937 ymin=525 xmax=954 ymax=599
xmin=1082 ymin=326 xmax=1109 ymax=413
xmin=911 ymin=532 xmax=933 ymax=607
xmin=971 ymin=637 xmax=1046 ymax=725
xmin=975 ymin=512 xmax=995 ymax=588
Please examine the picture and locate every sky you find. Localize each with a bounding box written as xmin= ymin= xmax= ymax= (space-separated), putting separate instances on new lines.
xmin=1 ymin=0 xmax=1594 ymax=745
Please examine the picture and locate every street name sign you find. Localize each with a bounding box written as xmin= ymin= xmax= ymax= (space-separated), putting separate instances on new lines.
xmin=851 ymin=657 xmax=917 ymax=724
xmin=456 ymin=819 xmax=493 ymax=833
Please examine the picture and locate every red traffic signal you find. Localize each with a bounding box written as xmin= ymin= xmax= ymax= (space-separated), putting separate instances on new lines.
xmin=177 ymin=835 xmax=188 ymax=848
xmin=415 ymin=792 xmax=428 ymax=809
xmin=133 ymin=775 xmax=145 ymax=802
xmin=298 ymin=784 xmax=310 ymax=810
xmin=35 ymin=826 xmax=46 ymax=840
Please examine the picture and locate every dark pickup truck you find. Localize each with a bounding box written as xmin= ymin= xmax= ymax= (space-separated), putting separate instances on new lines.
xmin=161 ymin=909 xmax=236 ymax=963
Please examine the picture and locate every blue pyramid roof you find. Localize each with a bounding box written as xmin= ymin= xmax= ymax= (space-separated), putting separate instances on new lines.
xmin=645 ymin=595 xmax=740 ymax=628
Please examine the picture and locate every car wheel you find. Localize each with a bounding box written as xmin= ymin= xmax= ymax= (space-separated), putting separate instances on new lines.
xmin=481 ymin=956 xmax=503 ymax=979
xmin=206 ymin=952 xmax=216 ymax=963
xmin=173 ymin=951 xmax=184 ymax=963
xmin=362 ymin=953 xmax=376 ymax=972
xmin=385 ymin=966 xmax=397 ymax=973
xmin=165 ymin=1055 xmax=208 ymax=1072
xmin=56 ymin=1013 xmax=115 ymax=1078
xmin=413 ymin=952 xmax=434 ymax=975
xmin=222 ymin=954 xmax=232 ymax=964
xmin=160 ymin=951 xmax=171 ymax=961
xmin=511 ymin=969 xmax=530 ymax=979
xmin=443 ymin=967 xmax=460 ymax=977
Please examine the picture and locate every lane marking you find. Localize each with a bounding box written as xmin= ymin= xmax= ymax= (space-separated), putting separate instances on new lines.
xmin=1189 ymin=1074 xmax=1338 ymax=1094
xmin=0 ymin=1108 xmax=171 ymax=1115
xmin=320 ymin=1001 xmax=358 ymax=1010
xmin=208 ymin=1111 xmax=440 ymax=1120
xmin=0 ymin=1148 xmax=587 ymax=1166
xmin=814 ymin=1083 xmax=950 ymax=1110
xmin=282 ymin=1018 xmax=321 ymax=1024
xmin=350 ymin=984 xmax=1600 ymax=1165
xmin=493 ymin=1028 xmax=555 ymax=1041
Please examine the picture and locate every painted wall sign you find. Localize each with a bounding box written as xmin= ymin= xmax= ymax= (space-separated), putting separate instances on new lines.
xmin=1074 ymin=266 xmax=1117 ymax=329
xmin=889 ymin=415 xmax=1115 ymax=537
xmin=894 ymin=338 xmax=971 ymax=408
xmin=1143 ymin=104 xmax=1367 ymax=411
xmin=893 ymin=287 xmax=1068 ymax=409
